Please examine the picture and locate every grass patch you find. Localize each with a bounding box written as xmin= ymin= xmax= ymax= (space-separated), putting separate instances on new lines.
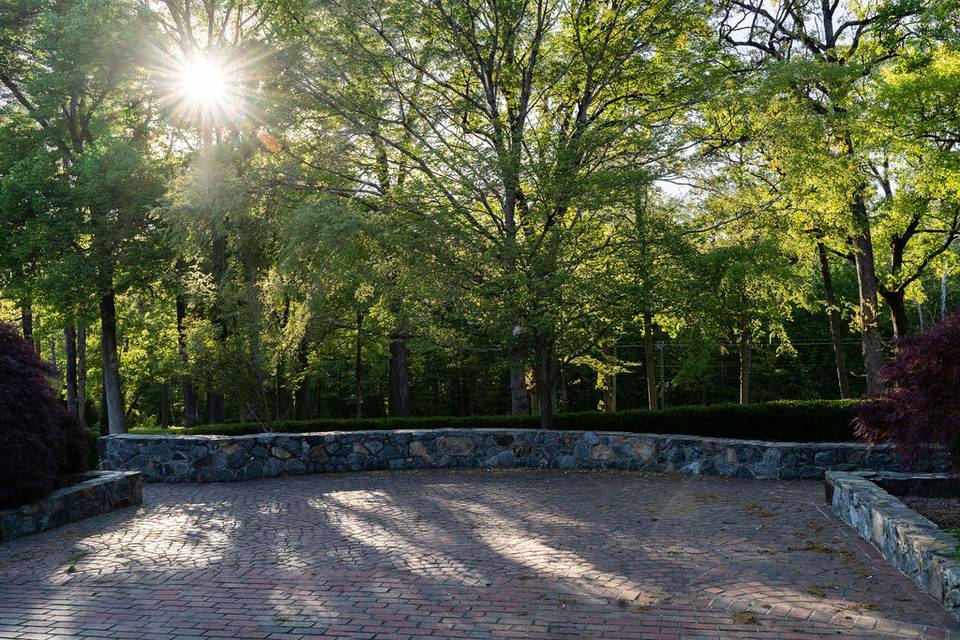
xmin=745 ymin=504 xmax=778 ymax=518
xmin=806 ymin=584 xmax=835 ymax=597
xmin=787 ymin=542 xmax=852 ymax=558
xmin=693 ymin=493 xmax=732 ymax=504
xmin=945 ymin=529 xmax=960 ymax=558
xmin=730 ymin=611 xmax=759 ymax=625
xmin=66 ymin=551 xmax=86 ymax=563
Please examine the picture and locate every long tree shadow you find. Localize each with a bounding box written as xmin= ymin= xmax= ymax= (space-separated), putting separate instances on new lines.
xmin=431 ymin=471 xmax=956 ymax=627
xmin=304 ymin=470 xmax=959 ymax=634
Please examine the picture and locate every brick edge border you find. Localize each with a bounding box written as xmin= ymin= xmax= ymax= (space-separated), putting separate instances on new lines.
xmin=826 ymin=471 xmax=960 ymax=621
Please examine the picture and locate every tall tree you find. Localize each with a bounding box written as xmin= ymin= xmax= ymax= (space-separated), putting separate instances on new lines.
xmin=0 ymin=0 xmax=168 ymax=433
xmin=689 ymin=240 xmax=807 ymax=404
xmin=276 ymin=0 xmax=710 ymax=426
xmin=715 ymin=0 xmax=957 ymax=394
xmin=866 ymin=44 xmax=960 ymax=337
xmin=150 ymin=0 xmax=276 ymax=424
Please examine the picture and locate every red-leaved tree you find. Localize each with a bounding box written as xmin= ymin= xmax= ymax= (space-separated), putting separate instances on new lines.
xmin=856 ymin=311 xmax=960 ymax=469
xmin=0 ymin=322 xmax=87 ymax=508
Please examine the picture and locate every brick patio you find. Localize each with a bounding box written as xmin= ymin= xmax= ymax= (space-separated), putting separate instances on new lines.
xmin=1 ymin=470 xmax=957 ymax=639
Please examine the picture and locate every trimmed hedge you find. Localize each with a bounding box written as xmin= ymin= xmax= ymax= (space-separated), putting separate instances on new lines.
xmin=128 ymin=399 xmax=859 ymax=443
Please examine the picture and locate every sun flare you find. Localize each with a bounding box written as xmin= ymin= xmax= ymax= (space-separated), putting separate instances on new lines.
xmin=165 ymin=52 xmax=241 ymax=127
xmin=179 ymin=56 xmax=229 ymax=109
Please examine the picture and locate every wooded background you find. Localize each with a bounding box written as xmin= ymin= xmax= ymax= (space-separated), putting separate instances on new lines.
xmin=1 ymin=0 xmax=957 ymax=431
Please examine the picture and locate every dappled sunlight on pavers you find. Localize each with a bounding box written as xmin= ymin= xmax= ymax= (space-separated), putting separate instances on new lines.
xmin=0 ymin=469 xmax=957 ymax=639
xmin=323 ymin=489 xmax=490 ymax=587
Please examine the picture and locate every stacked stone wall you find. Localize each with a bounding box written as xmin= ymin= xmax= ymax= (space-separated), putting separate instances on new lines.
xmin=99 ymin=429 xmax=947 ymax=483
xmin=0 ymin=471 xmax=142 ymax=541
xmin=827 ymin=471 xmax=960 ymax=621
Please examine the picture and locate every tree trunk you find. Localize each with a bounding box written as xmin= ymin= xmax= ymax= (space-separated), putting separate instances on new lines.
xmin=208 ymin=391 xmax=224 ymax=425
xmin=294 ymin=333 xmax=313 ymax=420
xmin=295 ymin=376 xmax=313 ymax=420
xmin=176 ymin=292 xmax=197 ymax=427
xmin=355 ymin=308 xmax=363 ymax=418
xmin=389 ymin=333 xmax=412 ymax=417
xmin=48 ymin=338 xmax=57 ymax=371
xmin=208 ymin=233 xmax=228 ymax=425
xmin=20 ymin=298 xmax=33 ymax=345
xmin=643 ymin=313 xmax=658 ymax=410
xmin=99 ymin=377 xmax=109 ymax=436
xmin=504 ymin=155 xmax=528 ymax=417
xmin=851 ymin=196 xmax=886 ymax=395
xmin=99 ymin=291 xmax=127 ymax=434
xmin=554 ymin=365 xmax=562 ymax=415
xmin=65 ymin=325 xmax=79 ymax=419
xmin=817 ymin=244 xmax=851 ymax=399
xmin=602 ymin=342 xmax=617 ymax=413
xmin=276 ymin=364 xmax=289 ymax=421
xmin=738 ymin=328 xmax=751 ymax=405
xmin=942 ymin=269 xmax=949 ymax=321
xmin=658 ymin=341 xmax=666 ymax=407
xmin=509 ymin=341 xmax=529 ymax=414
xmin=456 ymin=369 xmax=466 ymax=415
xmin=534 ymin=332 xmax=555 ymax=429
xmin=159 ymin=383 xmax=170 ymax=429
xmin=881 ymin=288 xmax=909 ymax=340
xmin=77 ymin=325 xmax=87 ymax=427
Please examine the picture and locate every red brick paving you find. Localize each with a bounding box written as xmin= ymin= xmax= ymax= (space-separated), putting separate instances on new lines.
xmin=1 ymin=470 xmax=957 ymax=639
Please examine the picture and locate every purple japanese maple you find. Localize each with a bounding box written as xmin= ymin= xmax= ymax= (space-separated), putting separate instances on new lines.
xmin=0 ymin=322 xmax=86 ymax=508
xmin=856 ymin=311 xmax=960 ymax=469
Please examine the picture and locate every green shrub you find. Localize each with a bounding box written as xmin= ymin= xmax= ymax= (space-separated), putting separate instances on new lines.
xmin=129 ymin=399 xmax=858 ymax=442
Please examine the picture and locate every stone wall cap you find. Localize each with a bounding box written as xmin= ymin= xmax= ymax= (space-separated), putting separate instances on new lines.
xmin=828 ymin=470 xmax=955 ymax=482
xmin=101 ymin=429 xmax=873 ymax=449
xmin=42 ymin=470 xmax=140 ymax=497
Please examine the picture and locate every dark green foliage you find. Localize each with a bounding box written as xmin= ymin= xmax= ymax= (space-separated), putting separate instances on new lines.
xmin=86 ymin=430 xmax=101 ymax=470
xmin=132 ymin=399 xmax=857 ymax=442
xmin=0 ymin=322 xmax=87 ymax=509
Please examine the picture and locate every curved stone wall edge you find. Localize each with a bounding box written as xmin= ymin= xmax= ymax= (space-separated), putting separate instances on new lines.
xmin=98 ymin=429 xmax=948 ymax=483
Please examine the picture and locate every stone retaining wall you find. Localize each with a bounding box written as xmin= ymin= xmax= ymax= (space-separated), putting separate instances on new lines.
xmin=99 ymin=429 xmax=947 ymax=483
xmin=826 ymin=471 xmax=960 ymax=620
xmin=871 ymin=473 xmax=960 ymax=499
xmin=0 ymin=471 xmax=142 ymax=542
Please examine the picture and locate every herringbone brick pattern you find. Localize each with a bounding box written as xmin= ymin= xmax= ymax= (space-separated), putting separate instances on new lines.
xmin=1 ymin=470 xmax=957 ymax=639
